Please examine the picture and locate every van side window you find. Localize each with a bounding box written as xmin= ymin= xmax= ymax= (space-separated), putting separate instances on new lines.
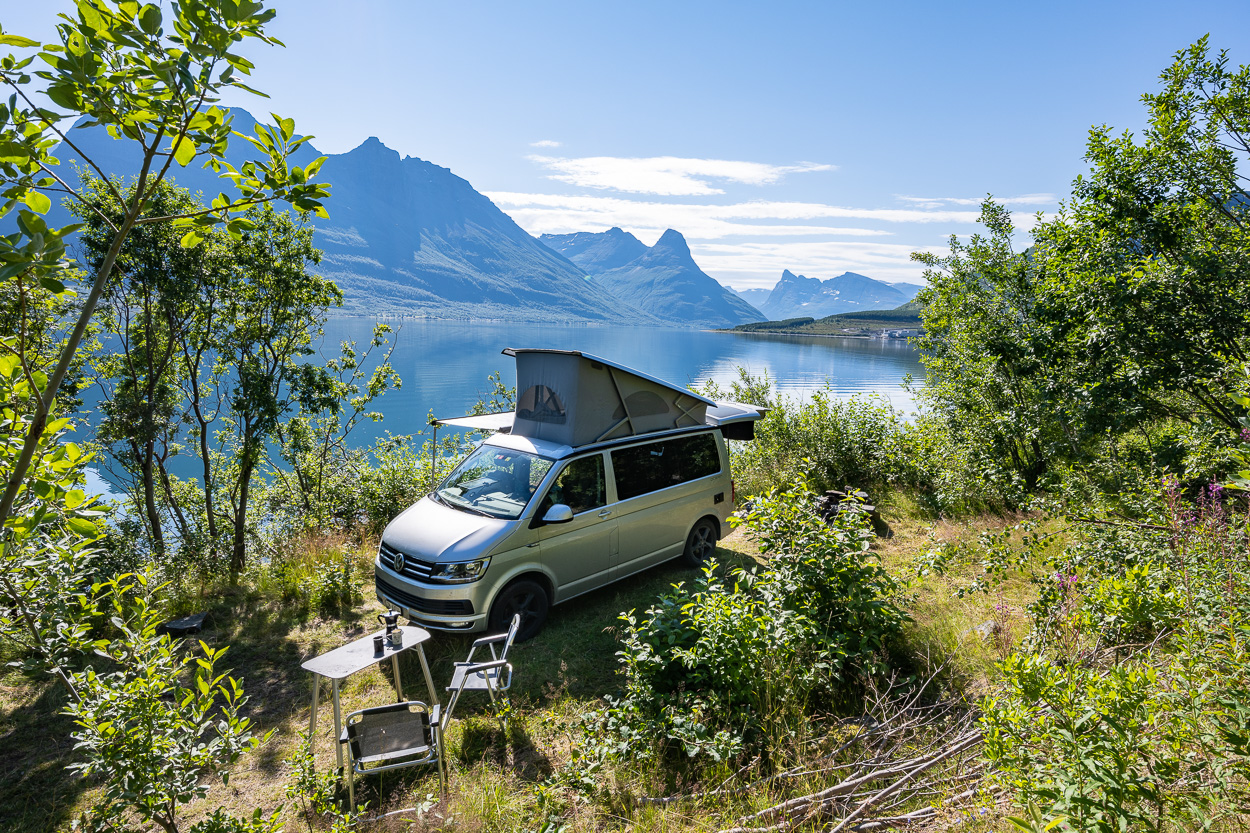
xmin=539 ymin=454 xmax=606 ymax=516
xmin=612 ymin=433 xmax=720 ymax=500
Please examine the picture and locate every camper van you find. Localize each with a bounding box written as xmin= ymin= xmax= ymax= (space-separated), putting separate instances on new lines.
xmin=374 ymin=349 xmax=763 ymax=641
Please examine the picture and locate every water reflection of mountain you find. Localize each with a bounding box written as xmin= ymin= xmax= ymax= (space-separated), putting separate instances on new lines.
xmin=332 ymin=319 xmax=925 ymax=446
xmin=84 ymin=320 xmax=924 ymax=489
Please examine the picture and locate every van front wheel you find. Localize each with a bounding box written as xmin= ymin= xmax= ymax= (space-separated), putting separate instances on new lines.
xmin=681 ymin=518 xmax=718 ymax=568
xmin=489 ymin=579 xmax=549 ymax=642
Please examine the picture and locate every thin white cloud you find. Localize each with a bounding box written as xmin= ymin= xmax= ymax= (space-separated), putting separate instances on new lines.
xmin=486 ymin=192 xmax=981 ymax=239
xmin=486 ymin=192 xmax=898 ymax=242
xmin=530 ymin=139 xmax=562 ymax=148
xmin=896 ymin=193 xmax=1056 ymax=207
xmin=484 ymin=191 xmax=1042 ymax=286
xmin=695 ymin=240 xmax=947 ymax=285
xmin=526 ymin=155 xmax=834 ymax=196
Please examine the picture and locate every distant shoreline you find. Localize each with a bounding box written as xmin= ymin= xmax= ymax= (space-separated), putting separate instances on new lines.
xmin=712 ymin=328 xmax=878 ymax=341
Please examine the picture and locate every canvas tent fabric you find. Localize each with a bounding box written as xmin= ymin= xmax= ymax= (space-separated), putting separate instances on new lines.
xmin=501 ymin=349 xmax=715 ymax=448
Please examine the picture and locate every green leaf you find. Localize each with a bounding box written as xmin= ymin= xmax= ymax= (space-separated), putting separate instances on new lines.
xmin=78 ymin=4 xmax=106 ymax=32
xmin=0 ymin=140 xmax=30 ymax=163
xmin=179 ymin=230 xmax=203 ymax=248
xmin=38 ymin=276 xmax=66 ymax=293
xmin=66 ymin=517 xmax=99 ymax=537
xmin=24 ymin=189 xmax=50 ymax=214
xmin=0 ymin=35 xmax=39 ymax=48
xmin=171 ymin=136 xmax=195 ymax=167
xmin=138 ymin=4 xmax=161 ymax=34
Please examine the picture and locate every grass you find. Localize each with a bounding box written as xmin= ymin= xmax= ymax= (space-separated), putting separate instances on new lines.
xmin=0 ymin=497 xmax=1043 ymax=832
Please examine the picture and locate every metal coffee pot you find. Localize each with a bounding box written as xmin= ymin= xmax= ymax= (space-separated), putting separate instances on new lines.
xmin=378 ymin=609 xmax=401 ymax=637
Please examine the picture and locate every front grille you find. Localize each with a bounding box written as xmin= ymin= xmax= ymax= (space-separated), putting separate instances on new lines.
xmin=378 ymin=542 xmax=436 ymax=581
xmin=376 ymin=574 xmax=474 ymax=616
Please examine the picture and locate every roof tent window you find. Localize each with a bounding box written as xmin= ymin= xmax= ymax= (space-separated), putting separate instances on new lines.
xmin=612 ymin=390 xmax=669 ymax=420
xmin=517 ymin=384 xmax=567 ymax=424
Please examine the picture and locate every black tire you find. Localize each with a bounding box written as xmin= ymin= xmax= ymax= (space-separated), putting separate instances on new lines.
xmin=680 ymin=517 xmax=719 ymax=568
xmin=488 ymin=578 xmax=549 ymax=642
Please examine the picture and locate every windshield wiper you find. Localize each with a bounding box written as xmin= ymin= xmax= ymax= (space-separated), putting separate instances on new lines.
xmin=437 ymin=491 xmax=492 ymax=517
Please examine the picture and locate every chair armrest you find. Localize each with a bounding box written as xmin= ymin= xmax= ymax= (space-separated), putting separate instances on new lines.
xmin=472 ymin=632 xmax=507 ymax=647
xmin=466 ymin=658 xmax=510 ymax=672
xmin=430 ymin=703 xmax=441 ymax=727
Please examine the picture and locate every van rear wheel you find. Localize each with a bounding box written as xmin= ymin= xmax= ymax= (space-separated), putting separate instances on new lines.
xmin=681 ymin=518 xmax=718 ymax=568
xmin=488 ymin=579 xmax=549 ymax=642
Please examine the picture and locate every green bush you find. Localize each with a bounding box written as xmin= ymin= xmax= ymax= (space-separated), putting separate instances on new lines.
xmin=985 ymin=627 xmax=1250 ymax=833
xmin=983 ymin=476 xmax=1250 ymax=830
xmin=310 ymin=549 xmax=363 ymax=616
xmin=65 ymin=575 xmax=269 ymax=833
xmin=697 ymin=370 xmax=1003 ymax=514
xmin=592 ymin=482 xmax=906 ymax=769
xmin=730 ymin=389 xmax=922 ymax=496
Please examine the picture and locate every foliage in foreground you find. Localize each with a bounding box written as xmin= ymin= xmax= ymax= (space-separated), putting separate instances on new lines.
xmin=559 ymin=483 xmax=906 ymax=790
xmin=66 ymin=576 xmax=274 ymax=833
xmin=0 ymin=0 xmax=330 ymax=561
xmin=979 ymin=482 xmax=1250 ymax=831
xmin=697 ymin=369 xmax=995 ymax=514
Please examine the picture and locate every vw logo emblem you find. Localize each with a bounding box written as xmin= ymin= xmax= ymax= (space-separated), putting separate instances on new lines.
xmin=392 ymin=550 xmax=406 ymax=573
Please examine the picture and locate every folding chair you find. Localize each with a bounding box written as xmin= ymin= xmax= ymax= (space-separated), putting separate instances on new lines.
xmin=444 ymin=614 xmax=519 ymax=724
xmin=340 ymin=700 xmax=444 ymax=807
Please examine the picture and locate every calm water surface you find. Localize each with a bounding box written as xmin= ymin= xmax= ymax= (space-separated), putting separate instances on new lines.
xmin=326 ymin=318 xmax=925 ymax=448
xmin=84 ymin=319 xmax=924 ymax=495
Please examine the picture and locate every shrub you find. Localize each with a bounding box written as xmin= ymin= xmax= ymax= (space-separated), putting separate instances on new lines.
xmin=310 ymin=548 xmax=363 ymax=616
xmin=982 ymin=477 xmax=1250 ymax=830
xmin=593 ymin=482 xmax=906 ymax=769
xmin=697 ymin=370 xmax=1003 ymax=514
xmin=65 ymin=575 xmax=269 ymax=833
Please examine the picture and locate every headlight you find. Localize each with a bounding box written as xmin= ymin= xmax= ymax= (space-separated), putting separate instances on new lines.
xmin=427 ymin=558 xmax=491 ymax=584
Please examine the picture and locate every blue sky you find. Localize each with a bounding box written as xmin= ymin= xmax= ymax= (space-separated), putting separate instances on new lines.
xmin=5 ymin=1 xmax=1250 ymax=288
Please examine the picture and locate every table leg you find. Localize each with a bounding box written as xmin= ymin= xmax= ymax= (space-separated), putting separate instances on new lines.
xmin=332 ymin=677 xmax=343 ymax=773
xmin=390 ymin=653 xmax=403 ymax=700
xmin=309 ymin=673 xmax=321 ymax=737
xmin=416 ymin=644 xmax=440 ymax=705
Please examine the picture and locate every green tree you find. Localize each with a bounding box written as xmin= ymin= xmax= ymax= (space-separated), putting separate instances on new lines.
xmin=1038 ymin=37 xmax=1250 ymax=436
xmin=73 ymin=176 xmax=217 ymax=558
xmin=913 ymin=201 xmax=1074 ymax=499
xmin=914 ymin=39 xmax=1250 ymax=490
xmin=0 ymin=0 xmax=330 ymax=546
xmin=213 ymin=203 xmax=340 ymax=575
xmin=271 ymin=323 xmax=401 ymax=530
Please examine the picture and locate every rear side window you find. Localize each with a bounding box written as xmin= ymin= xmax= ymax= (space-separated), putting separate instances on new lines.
xmin=611 ymin=433 xmax=720 ymax=501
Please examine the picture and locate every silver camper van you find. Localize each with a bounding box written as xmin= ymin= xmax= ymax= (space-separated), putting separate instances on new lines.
xmin=374 ymin=349 xmax=763 ymax=641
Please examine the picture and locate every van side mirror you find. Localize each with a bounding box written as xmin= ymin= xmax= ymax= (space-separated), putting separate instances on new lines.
xmin=540 ymin=504 xmax=574 ymax=525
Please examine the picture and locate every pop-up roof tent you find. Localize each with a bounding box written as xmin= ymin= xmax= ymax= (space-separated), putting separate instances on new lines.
xmin=435 ymin=349 xmax=764 ymax=446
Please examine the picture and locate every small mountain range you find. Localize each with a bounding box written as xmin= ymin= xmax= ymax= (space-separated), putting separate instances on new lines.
xmin=539 ymin=228 xmax=763 ymax=328
xmin=43 ymin=111 xmax=654 ymax=323
xmin=37 ymin=108 xmax=916 ymax=326
xmin=735 ymin=270 xmax=921 ymax=320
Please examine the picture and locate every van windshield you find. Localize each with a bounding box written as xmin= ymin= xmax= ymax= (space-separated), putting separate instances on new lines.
xmin=435 ymin=446 xmax=554 ymax=520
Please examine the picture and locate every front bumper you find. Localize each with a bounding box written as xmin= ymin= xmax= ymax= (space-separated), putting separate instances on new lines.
xmin=374 ymin=570 xmax=489 ymax=633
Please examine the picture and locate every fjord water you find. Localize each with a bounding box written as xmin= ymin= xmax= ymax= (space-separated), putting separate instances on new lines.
xmin=328 ymin=318 xmax=925 ymax=447
xmin=83 ymin=318 xmax=924 ymax=498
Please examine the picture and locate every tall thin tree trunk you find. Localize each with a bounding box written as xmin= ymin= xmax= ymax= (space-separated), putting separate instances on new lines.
xmin=141 ymin=438 xmax=165 ymax=557
xmin=230 ymin=441 xmax=255 ymax=580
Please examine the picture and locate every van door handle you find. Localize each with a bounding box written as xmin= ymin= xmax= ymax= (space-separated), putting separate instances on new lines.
xmin=597 ymin=509 xmax=612 ymax=518
xmin=527 ymin=542 xmax=539 ymax=548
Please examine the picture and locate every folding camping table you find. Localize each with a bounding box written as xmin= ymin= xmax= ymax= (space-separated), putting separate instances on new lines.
xmin=302 ymin=625 xmax=440 ymax=773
